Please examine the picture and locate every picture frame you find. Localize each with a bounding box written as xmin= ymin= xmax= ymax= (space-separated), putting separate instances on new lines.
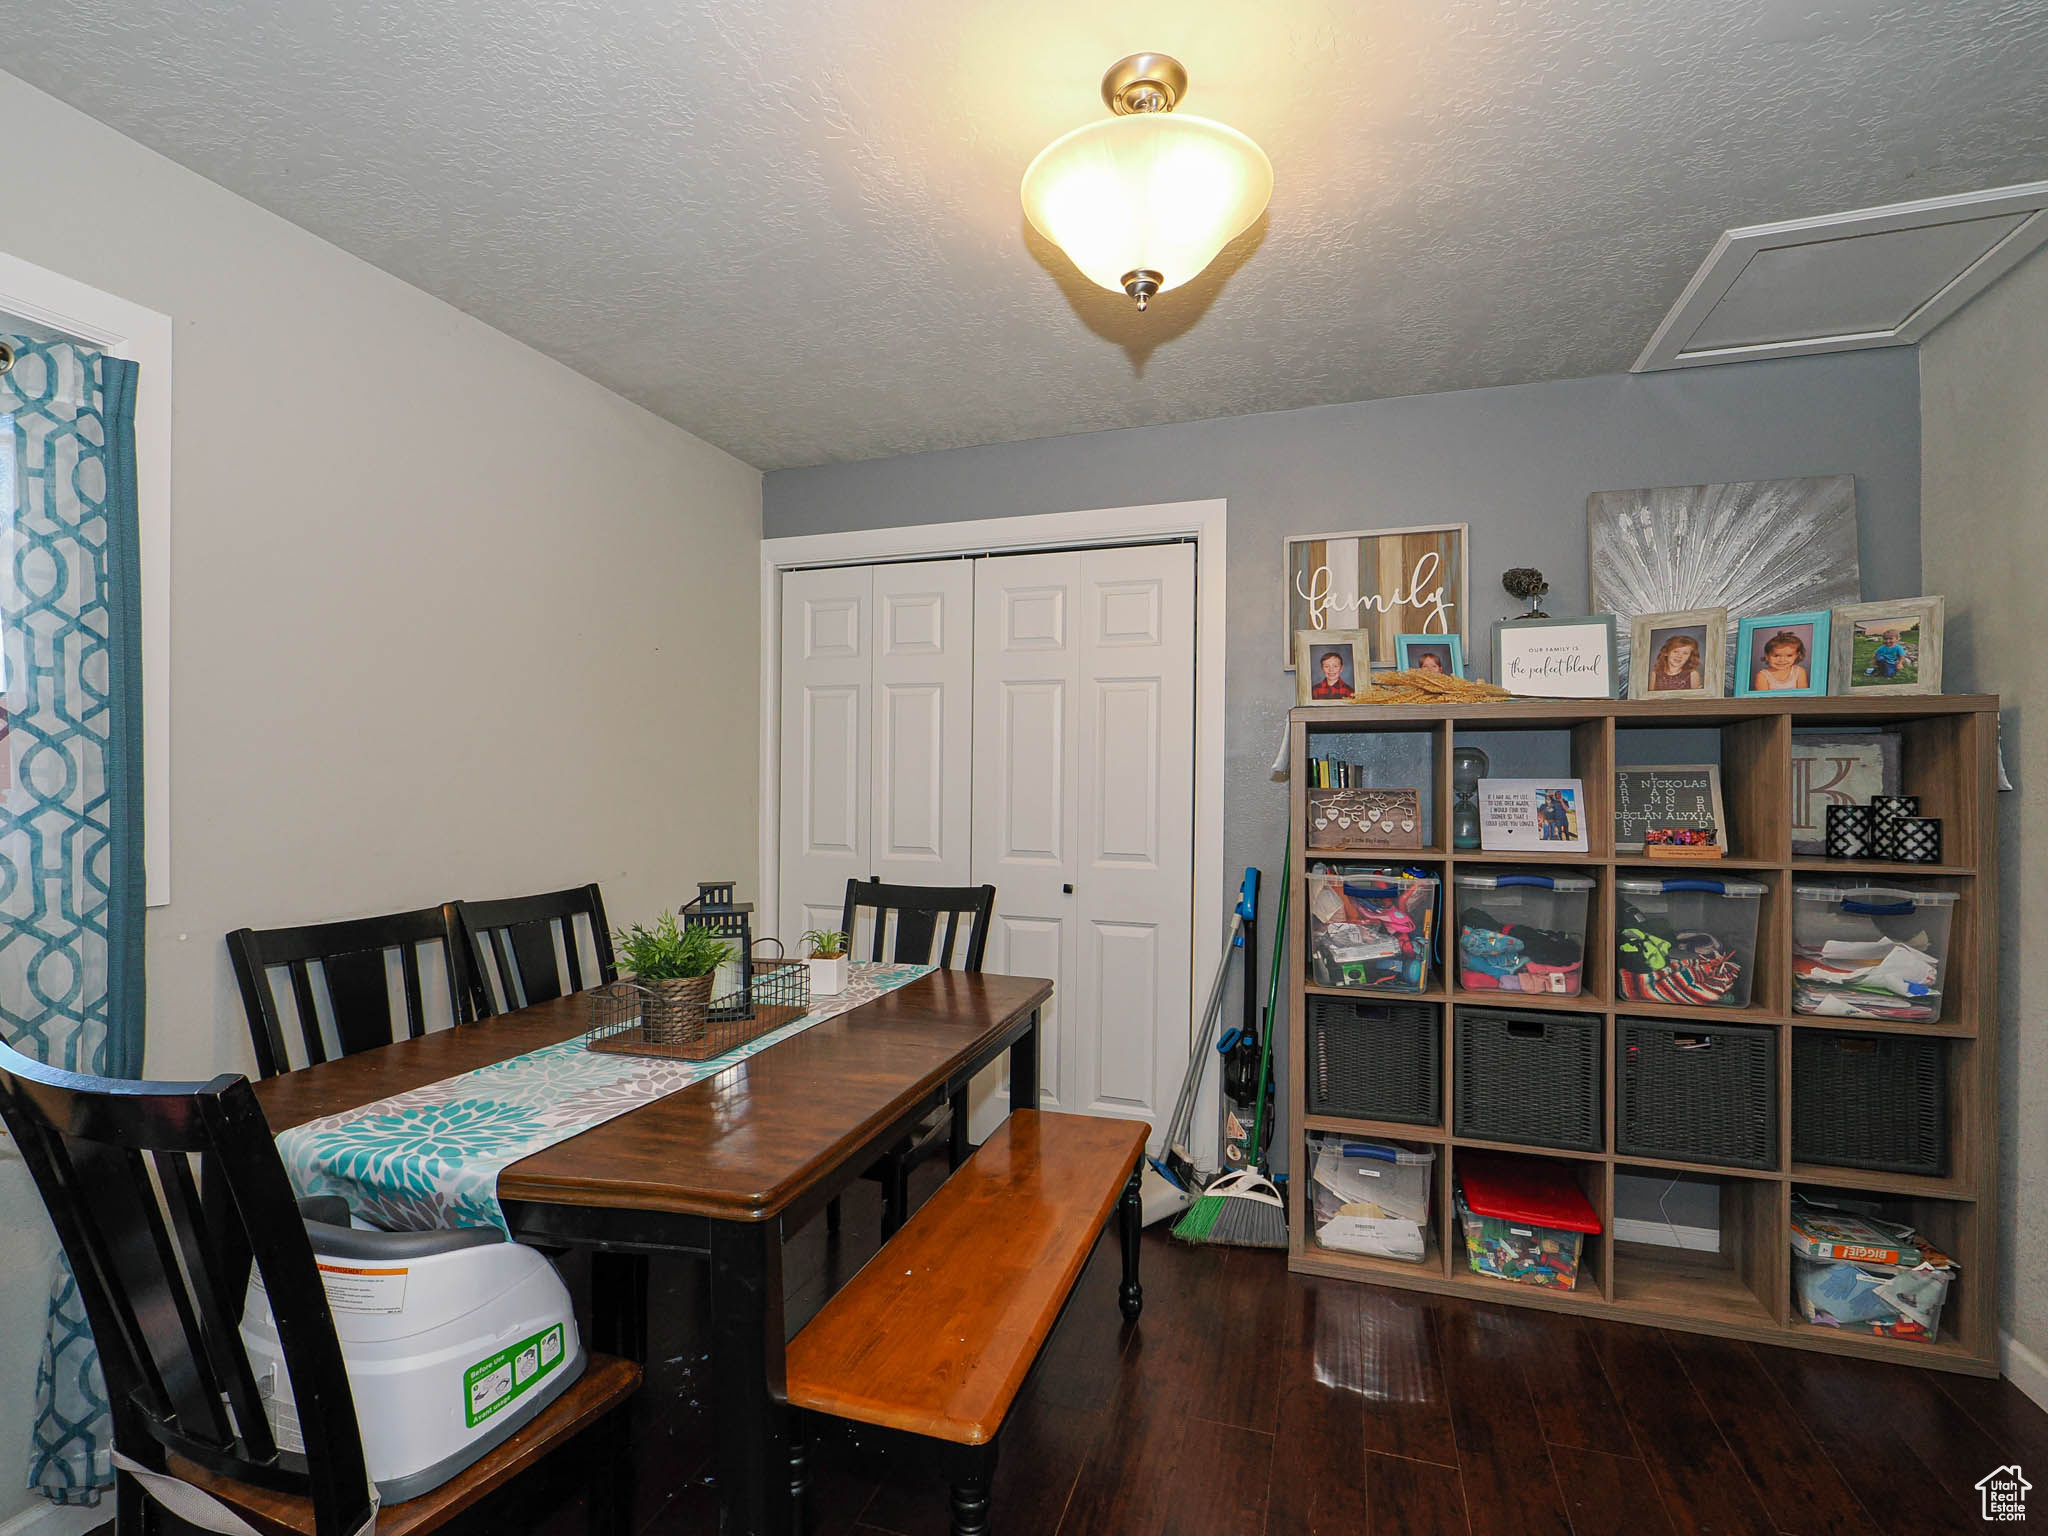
xmin=1734 ymin=611 xmax=1831 ymax=698
xmin=1295 ymin=629 xmax=1371 ymax=705
xmin=1629 ymin=608 xmax=1728 ymax=699
xmin=1492 ymin=615 xmax=1619 ymax=700
xmin=1476 ymin=778 xmax=1590 ymax=853
xmin=1283 ymin=523 xmax=1468 ymax=667
xmin=1831 ymin=597 xmax=1945 ymax=696
xmin=1789 ymin=730 xmax=1901 ymax=855
xmin=1613 ymin=764 xmax=1729 ymax=854
xmin=1393 ymin=633 xmax=1465 ymax=678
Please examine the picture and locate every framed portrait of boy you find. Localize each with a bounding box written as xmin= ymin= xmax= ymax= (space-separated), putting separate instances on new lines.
xmin=1628 ymin=608 xmax=1727 ymax=699
xmin=1295 ymin=629 xmax=1371 ymax=705
xmin=1830 ymin=597 xmax=1945 ymax=696
xmin=1735 ymin=611 xmax=1830 ymax=697
xmin=1492 ymin=615 xmax=1618 ymax=699
xmin=1393 ymin=633 xmax=1464 ymax=679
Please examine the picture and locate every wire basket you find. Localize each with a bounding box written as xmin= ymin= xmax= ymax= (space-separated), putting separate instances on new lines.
xmin=585 ymin=948 xmax=809 ymax=1061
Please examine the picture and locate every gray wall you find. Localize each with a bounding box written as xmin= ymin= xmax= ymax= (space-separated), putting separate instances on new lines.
xmin=0 ymin=70 xmax=762 ymax=1517
xmin=766 ymin=351 xmax=1923 ymax=1170
xmin=1922 ymin=245 xmax=2048 ymax=1367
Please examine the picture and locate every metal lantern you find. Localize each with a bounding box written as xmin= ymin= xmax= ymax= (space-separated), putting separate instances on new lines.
xmin=681 ymin=881 xmax=753 ymax=1019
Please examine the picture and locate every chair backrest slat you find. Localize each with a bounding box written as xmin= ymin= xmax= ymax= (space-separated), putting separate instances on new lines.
xmin=0 ymin=1045 xmax=377 ymax=1536
xmin=454 ymin=885 xmax=615 ymax=1019
xmin=227 ymin=905 xmax=470 ymax=1078
xmin=840 ymin=880 xmax=997 ymax=972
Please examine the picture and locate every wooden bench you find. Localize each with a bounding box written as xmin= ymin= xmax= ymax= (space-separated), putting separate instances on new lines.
xmin=786 ymin=1109 xmax=1149 ymax=1535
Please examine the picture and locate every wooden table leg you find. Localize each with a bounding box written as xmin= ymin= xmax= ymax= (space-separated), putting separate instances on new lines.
xmin=709 ymin=1216 xmax=792 ymax=1536
xmin=1009 ymin=1005 xmax=1041 ymax=1111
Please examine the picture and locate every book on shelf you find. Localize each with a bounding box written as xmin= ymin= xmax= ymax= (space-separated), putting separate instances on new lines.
xmin=1789 ymin=1199 xmax=1925 ymax=1265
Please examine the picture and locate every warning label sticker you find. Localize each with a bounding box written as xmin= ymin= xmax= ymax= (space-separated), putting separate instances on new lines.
xmin=463 ymin=1323 xmax=566 ymax=1429
xmin=316 ymin=1263 xmax=410 ymax=1314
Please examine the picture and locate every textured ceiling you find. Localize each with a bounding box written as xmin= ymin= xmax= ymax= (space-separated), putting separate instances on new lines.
xmin=4 ymin=1 xmax=2046 ymax=470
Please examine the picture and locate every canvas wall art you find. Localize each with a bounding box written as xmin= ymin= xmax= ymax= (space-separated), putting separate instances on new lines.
xmin=1587 ymin=475 xmax=1861 ymax=685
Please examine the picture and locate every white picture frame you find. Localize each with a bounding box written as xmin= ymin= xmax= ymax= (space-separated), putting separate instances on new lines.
xmin=1630 ymin=608 xmax=1729 ymax=699
xmin=1477 ymin=778 xmax=1591 ymax=854
xmin=1831 ymin=597 xmax=1946 ymax=696
xmin=1492 ymin=615 xmax=1619 ymax=699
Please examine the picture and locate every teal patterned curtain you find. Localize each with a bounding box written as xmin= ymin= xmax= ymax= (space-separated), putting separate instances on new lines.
xmin=0 ymin=335 xmax=148 ymax=1506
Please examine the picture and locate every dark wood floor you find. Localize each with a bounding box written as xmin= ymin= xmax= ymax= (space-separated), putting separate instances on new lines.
xmin=124 ymin=1167 xmax=2048 ymax=1535
xmin=475 ymin=1168 xmax=2044 ymax=1536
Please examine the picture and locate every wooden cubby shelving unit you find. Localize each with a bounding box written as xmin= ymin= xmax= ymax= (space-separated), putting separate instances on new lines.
xmin=1284 ymin=694 xmax=2001 ymax=1375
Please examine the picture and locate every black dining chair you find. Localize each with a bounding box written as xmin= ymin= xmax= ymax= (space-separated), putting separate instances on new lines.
xmin=828 ymin=879 xmax=997 ymax=1240
xmin=454 ymin=884 xmax=617 ymax=1019
xmin=227 ymin=905 xmax=472 ymax=1079
xmin=0 ymin=1040 xmax=640 ymax=1536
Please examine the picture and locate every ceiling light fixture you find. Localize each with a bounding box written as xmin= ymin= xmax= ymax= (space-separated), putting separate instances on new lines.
xmin=1021 ymin=53 xmax=1273 ymax=311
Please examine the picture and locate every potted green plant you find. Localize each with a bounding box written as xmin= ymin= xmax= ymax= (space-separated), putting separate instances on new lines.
xmin=801 ymin=929 xmax=849 ymax=996
xmin=614 ymin=912 xmax=734 ymax=1042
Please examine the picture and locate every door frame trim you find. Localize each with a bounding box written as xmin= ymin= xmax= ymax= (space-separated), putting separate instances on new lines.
xmin=758 ymin=499 xmax=1228 ymax=1152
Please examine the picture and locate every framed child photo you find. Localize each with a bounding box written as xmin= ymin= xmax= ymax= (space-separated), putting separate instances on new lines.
xmin=1629 ymin=608 xmax=1727 ymax=700
xmin=1735 ymin=611 xmax=1830 ymax=697
xmin=1393 ymin=633 xmax=1464 ymax=678
xmin=1295 ymin=629 xmax=1371 ymax=705
xmin=1831 ymin=597 xmax=1945 ymax=696
xmin=1492 ymin=615 xmax=1619 ymax=700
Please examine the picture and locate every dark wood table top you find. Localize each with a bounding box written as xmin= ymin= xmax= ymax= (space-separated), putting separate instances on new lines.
xmin=250 ymin=970 xmax=1052 ymax=1223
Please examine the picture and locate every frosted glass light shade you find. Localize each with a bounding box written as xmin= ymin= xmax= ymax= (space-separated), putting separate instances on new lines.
xmin=1021 ymin=113 xmax=1273 ymax=299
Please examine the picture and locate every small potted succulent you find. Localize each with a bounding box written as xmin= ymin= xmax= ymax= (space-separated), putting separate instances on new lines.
xmin=613 ymin=912 xmax=734 ymax=1042
xmin=801 ymin=929 xmax=850 ymax=997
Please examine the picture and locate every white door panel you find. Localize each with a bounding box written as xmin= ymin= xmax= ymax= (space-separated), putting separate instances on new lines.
xmin=870 ymin=561 xmax=972 ymax=898
xmin=783 ymin=545 xmax=1194 ymax=1155
xmin=1073 ymin=544 xmax=1195 ymax=1139
xmin=971 ymin=552 xmax=1080 ymax=1119
xmin=779 ymin=566 xmax=871 ymax=947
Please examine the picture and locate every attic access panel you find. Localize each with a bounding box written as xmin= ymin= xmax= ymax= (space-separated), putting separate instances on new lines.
xmin=1634 ymin=181 xmax=2048 ymax=371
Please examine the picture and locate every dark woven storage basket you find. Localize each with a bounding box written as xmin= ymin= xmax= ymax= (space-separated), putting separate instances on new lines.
xmin=1454 ymin=1008 xmax=1603 ymax=1152
xmin=1791 ymin=1031 xmax=1947 ymax=1176
xmin=1616 ymin=1019 xmax=1778 ymax=1170
xmin=1306 ymin=996 xmax=1441 ymax=1126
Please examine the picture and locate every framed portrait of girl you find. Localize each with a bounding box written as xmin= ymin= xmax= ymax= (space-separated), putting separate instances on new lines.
xmin=1393 ymin=633 xmax=1465 ymax=678
xmin=1629 ymin=608 xmax=1727 ymax=700
xmin=1735 ymin=611 xmax=1831 ymax=697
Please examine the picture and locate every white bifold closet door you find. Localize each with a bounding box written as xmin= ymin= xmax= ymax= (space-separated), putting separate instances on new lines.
xmin=777 ymin=560 xmax=974 ymax=952
xmin=778 ymin=543 xmax=1193 ymax=1143
xmin=969 ymin=545 xmax=1194 ymax=1135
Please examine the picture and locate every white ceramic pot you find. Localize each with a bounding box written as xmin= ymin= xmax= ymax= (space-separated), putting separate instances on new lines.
xmin=805 ymin=955 xmax=848 ymax=996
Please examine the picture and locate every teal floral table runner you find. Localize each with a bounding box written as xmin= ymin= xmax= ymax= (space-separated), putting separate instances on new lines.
xmin=277 ymin=962 xmax=934 ymax=1233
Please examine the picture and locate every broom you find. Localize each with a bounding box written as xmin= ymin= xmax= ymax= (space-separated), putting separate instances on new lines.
xmin=1174 ymin=843 xmax=1291 ymax=1250
xmin=1171 ymin=1170 xmax=1287 ymax=1248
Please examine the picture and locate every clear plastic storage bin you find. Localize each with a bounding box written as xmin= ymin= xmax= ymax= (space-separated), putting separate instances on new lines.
xmin=1453 ymin=1153 xmax=1601 ymax=1291
xmin=1309 ymin=1135 xmax=1434 ymax=1262
xmin=1306 ymin=867 xmax=1439 ymax=993
xmin=1792 ymin=885 xmax=1958 ymax=1024
xmin=1616 ymin=876 xmax=1768 ymax=1010
xmin=1455 ymin=871 xmax=1594 ymax=996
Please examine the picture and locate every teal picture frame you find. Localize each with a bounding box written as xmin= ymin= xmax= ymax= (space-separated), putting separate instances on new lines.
xmin=1393 ymin=632 xmax=1465 ymax=678
xmin=1735 ymin=611 xmax=1831 ymax=697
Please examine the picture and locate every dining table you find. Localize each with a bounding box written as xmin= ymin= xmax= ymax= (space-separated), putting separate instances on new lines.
xmin=249 ymin=967 xmax=1053 ymax=1536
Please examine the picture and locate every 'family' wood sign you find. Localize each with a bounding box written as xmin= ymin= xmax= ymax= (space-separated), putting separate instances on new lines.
xmin=1283 ymin=523 xmax=1468 ymax=668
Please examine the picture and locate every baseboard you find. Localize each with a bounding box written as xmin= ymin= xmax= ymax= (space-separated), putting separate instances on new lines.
xmin=2002 ymin=1332 xmax=2048 ymax=1410
xmin=0 ymin=1500 xmax=105 ymax=1536
xmin=1611 ymin=1216 xmax=1721 ymax=1253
